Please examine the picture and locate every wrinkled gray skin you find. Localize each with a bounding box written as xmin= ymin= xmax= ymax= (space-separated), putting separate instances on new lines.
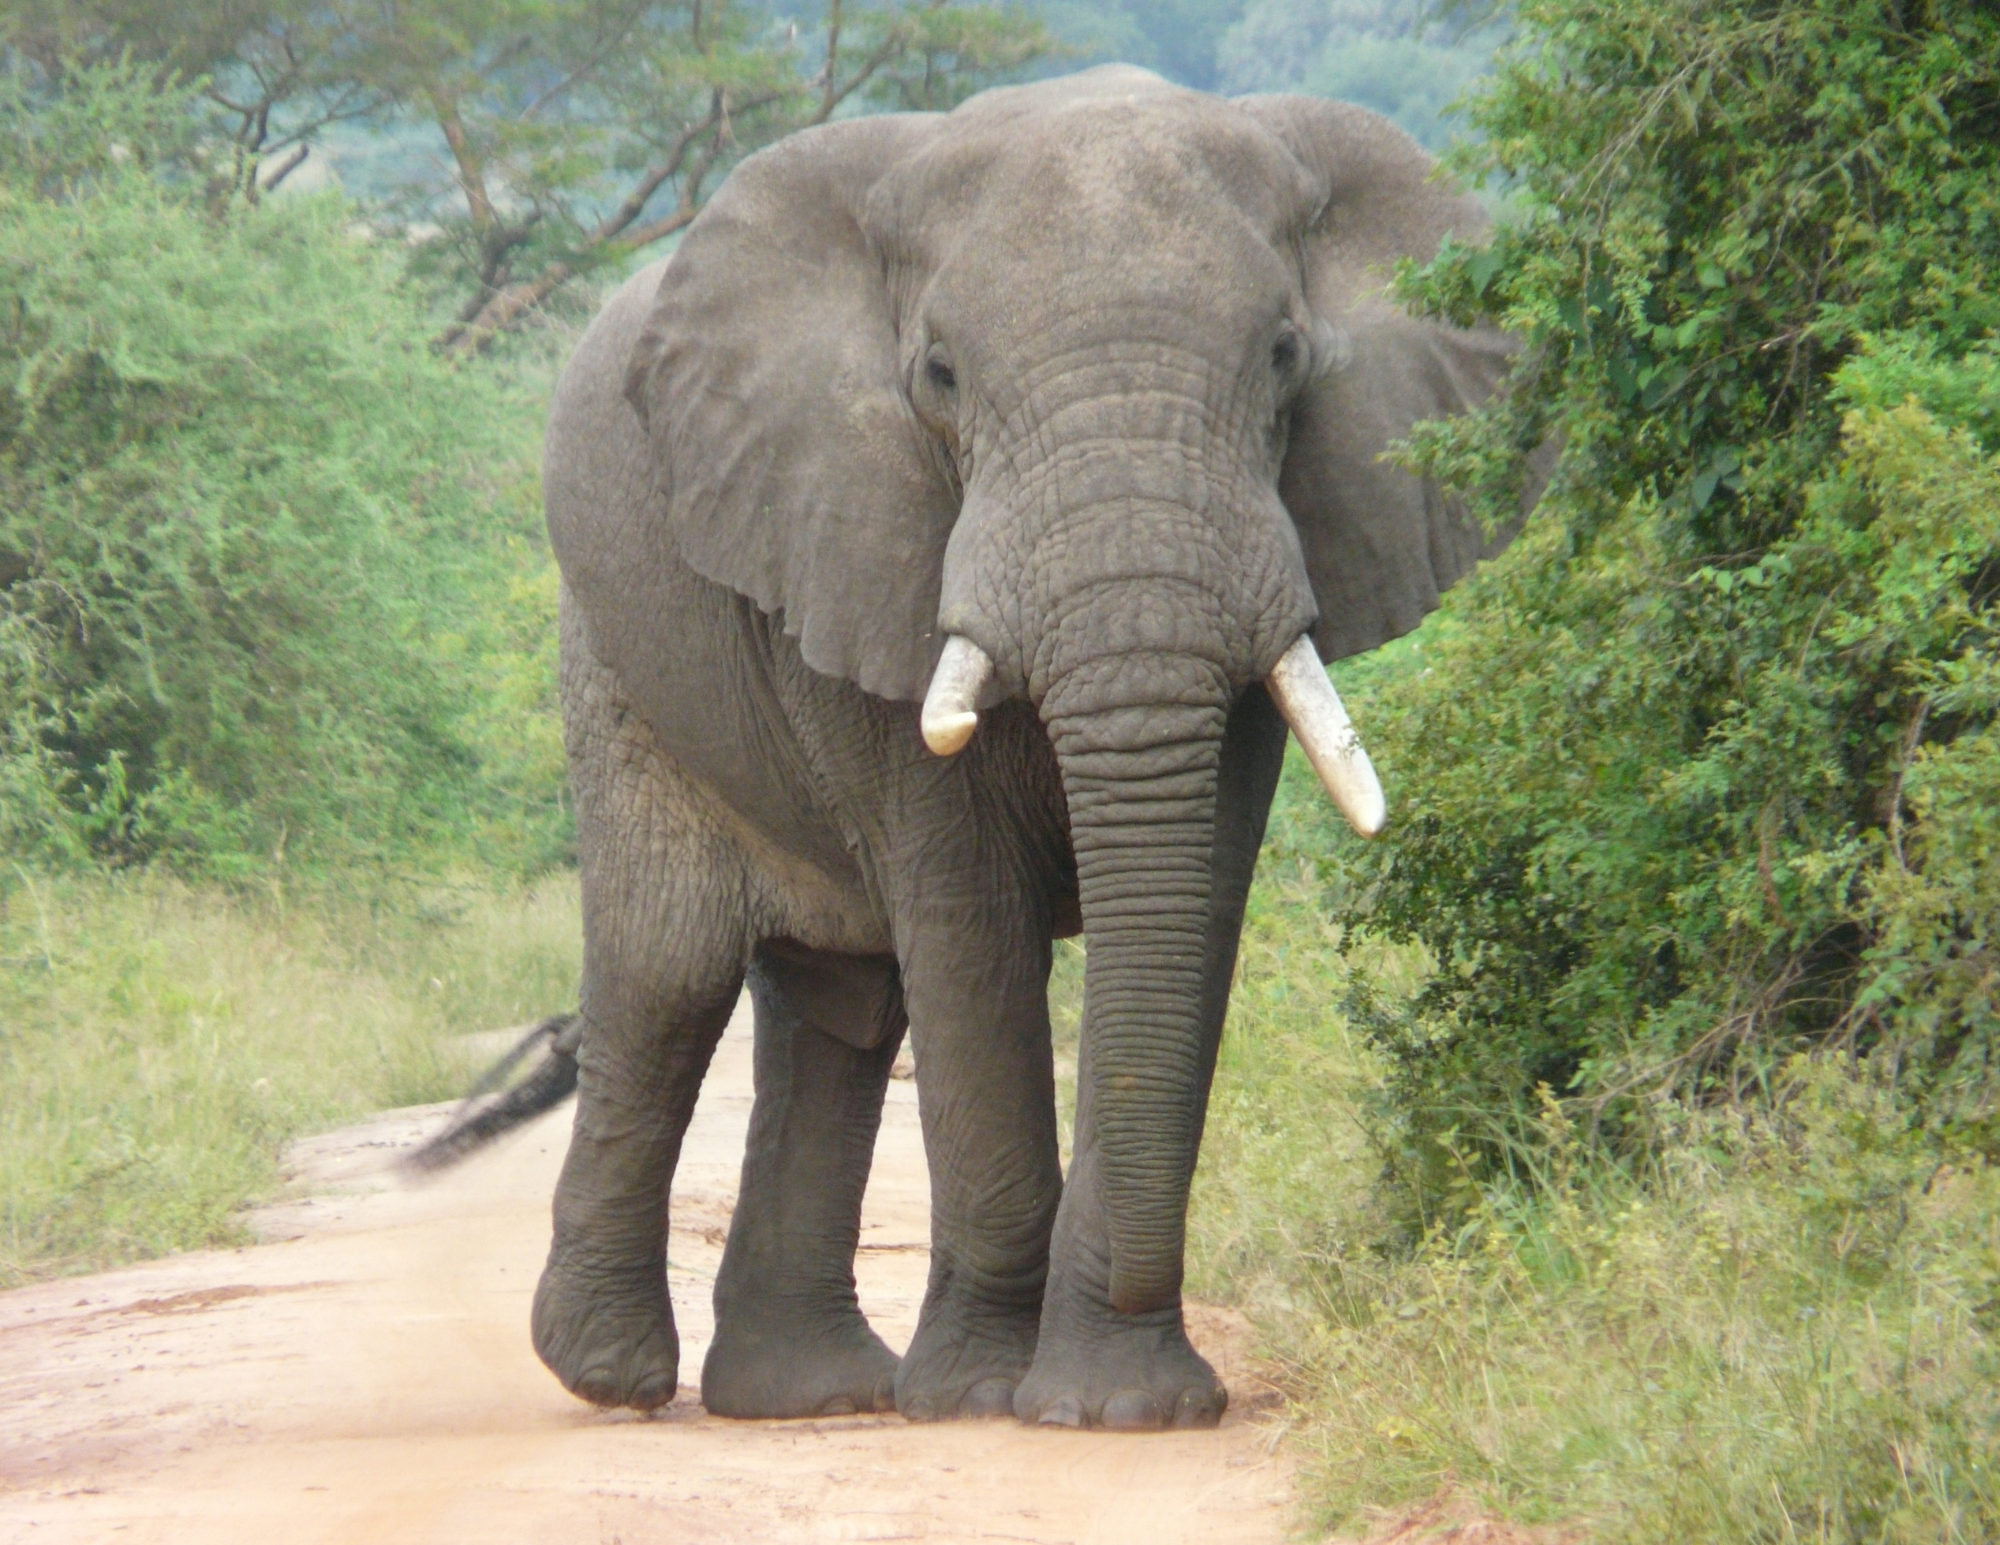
xmin=538 ymin=67 xmax=1525 ymax=1431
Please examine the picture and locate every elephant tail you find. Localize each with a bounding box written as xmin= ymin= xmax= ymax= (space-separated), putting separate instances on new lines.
xmin=402 ymin=1013 xmax=581 ymax=1175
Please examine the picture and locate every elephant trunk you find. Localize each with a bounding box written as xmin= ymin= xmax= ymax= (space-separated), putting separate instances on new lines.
xmin=1044 ymin=663 xmax=1228 ymax=1314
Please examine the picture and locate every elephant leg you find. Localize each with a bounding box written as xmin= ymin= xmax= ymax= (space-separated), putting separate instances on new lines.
xmin=1014 ymin=685 xmax=1288 ymax=1430
xmin=702 ymin=941 xmax=906 ymax=1418
xmin=533 ymin=605 xmax=750 ymax=1411
xmin=892 ymin=884 xmax=1063 ymax=1422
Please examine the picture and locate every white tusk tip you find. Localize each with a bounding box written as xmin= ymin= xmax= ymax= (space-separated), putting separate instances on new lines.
xmin=1346 ymin=793 xmax=1387 ymax=839
xmin=922 ymin=711 xmax=979 ymax=757
xmin=1265 ymin=633 xmax=1390 ymax=839
xmin=921 ymin=635 xmax=995 ymax=757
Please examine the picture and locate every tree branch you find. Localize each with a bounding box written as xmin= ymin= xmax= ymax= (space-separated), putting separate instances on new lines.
xmin=520 ymin=5 xmax=648 ymax=121
xmin=591 ymin=94 xmax=725 ymax=237
xmin=440 ymin=197 xmax=712 ymax=352
xmin=435 ymin=101 xmax=727 ymax=354
xmin=429 ymin=87 xmax=499 ymax=233
xmin=619 ymin=201 xmax=704 ymax=252
xmin=811 ymin=30 xmax=909 ymax=124
xmin=429 ymin=0 xmax=1010 ymax=355
xmin=820 ymin=0 xmax=844 ymax=120
xmin=259 ymin=143 xmax=310 ymax=191
xmin=436 ymin=97 xmax=743 ymax=356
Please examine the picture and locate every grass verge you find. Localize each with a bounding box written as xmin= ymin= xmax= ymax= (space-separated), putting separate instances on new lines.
xmin=0 ymin=867 xmax=580 ymax=1285
xmin=1171 ymin=748 xmax=2000 ymax=1543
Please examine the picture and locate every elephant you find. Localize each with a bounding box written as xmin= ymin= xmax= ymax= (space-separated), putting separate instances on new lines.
xmin=531 ymin=63 xmax=1531 ymax=1432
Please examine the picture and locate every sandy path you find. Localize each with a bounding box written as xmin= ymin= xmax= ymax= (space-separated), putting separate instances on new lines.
xmin=0 ymin=1000 xmax=1294 ymax=1544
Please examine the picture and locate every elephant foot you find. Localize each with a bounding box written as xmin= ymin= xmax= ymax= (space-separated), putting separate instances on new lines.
xmin=894 ymin=1295 xmax=1040 ymax=1422
xmin=1012 ymin=1303 xmax=1226 ymax=1431
xmin=701 ymin=1305 xmax=899 ymax=1418
xmin=532 ymin=1250 xmax=680 ymax=1411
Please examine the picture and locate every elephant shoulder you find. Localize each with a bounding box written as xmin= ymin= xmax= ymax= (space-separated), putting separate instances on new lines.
xmin=545 ymin=260 xmax=671 ymax=561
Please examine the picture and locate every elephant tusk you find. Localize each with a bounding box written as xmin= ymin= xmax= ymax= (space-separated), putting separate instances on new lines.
xmin=1265 ymin=634 xmax=1387 ymax=838
xmin=921 ymin=635 xmax=994 ymax=756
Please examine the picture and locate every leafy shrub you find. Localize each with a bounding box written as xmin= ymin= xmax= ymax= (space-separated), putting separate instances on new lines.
xmin=1332 ymin=0 xmax=2000 ymax=1204
xmin=1184 ymin=761 xmax=2000 ymax=1540
xmin=0 ymin=60 xmax=567 ymax=876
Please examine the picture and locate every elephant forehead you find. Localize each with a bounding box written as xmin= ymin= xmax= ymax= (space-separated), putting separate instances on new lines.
xmin=866 ymin=88 xmax=1314 ymax=268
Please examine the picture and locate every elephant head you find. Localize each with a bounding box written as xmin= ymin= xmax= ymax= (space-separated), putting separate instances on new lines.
xmin=627 ymin=67 xmax=1522 ymax=1314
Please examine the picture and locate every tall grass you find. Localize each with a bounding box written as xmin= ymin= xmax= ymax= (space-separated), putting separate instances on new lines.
xmin=1281 ymin=1076 xmax=2000 ymax=1542
xmin=0 ymin=869 xmax=580 ymax=1284
xmin=1176 ymin=751 xmax=2000 ymax=1542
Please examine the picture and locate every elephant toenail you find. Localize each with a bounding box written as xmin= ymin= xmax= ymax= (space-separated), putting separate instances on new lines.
xmin=1101 ymin=1390 xmax=1167 ymax=1431
xmin=961 ymin=1377 xmax=1016 ymax=1418
xmin=819 ymin=1395 xmax=858 ymax=1416
xmin=902 ymin=1398 xmax=939 ymax=1422
xmin=1172 ymin=1387 xmax=1224 ymax=1429
xmin=629 ymin=1373 xmax=676 ymax=1411
xmin=873 ymin=1375 xmax=898 ymax=1413
xmin=574 ymin=1368 xmax=623 ymax=1407
xmin=1038 ymin=1395 xmax=1086 ymax=1428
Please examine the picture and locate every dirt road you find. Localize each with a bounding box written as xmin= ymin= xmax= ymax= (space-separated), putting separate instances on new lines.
xmin=0 ymin=1000 xmax=1294 ymax=1544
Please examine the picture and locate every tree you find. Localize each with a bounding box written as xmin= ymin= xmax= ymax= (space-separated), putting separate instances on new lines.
xmin=2 ymin=1 xmax=391 ymax=202
xmin=6 ymin=0 xmax=1057 ymax=349
xmin=1214 ymin=0 xmax=1506 ymax=149
xmin=1323 ymin=0 xmax=2000 ymax=1202
xmin=406 ymin=0 xmax=1056 ymax=350
xmin=0 ymin=59 xmax=565 ymax=873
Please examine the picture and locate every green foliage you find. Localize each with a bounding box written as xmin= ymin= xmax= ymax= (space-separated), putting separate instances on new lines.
xmin=1216 ymin=0 xmax=1505 ymax=149
xmin=1293 ymin=29 xmax=1499 ymax=150
xmin=1285 ymin=1066 xmax=2000 ymax=1540
xmin=14 ymin=0 xmax=1060 ymax=344
xmin=0 ymin=60 xmax=567 ymax=875
xmin=1331 ymin=0 xmax=2000 ymax=1204
xmin=861 ymin=0 xmax=1062 ymax=110
xmin=1180 ymin=763 xmax=2000 ymax=1541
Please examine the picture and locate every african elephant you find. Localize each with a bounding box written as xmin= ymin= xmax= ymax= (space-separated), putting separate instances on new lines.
xmin=535 ymin=64 xmax=1528 ymax=1431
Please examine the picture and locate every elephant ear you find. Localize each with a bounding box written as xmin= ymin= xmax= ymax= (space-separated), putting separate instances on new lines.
xmin=1240 ymin=95 xmax=1525 ymax=662
xmin=625 ymin=115 xmax=955 ymax=703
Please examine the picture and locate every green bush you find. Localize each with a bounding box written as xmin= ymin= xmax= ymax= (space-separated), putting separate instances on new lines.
xmin=0 ymin=60 xmax=567 ymax=877
xmin=1186 ymin=766 xmax=2000 ymax=1540
xmin=1330 ymin=0 xmax=2000 ymax=1208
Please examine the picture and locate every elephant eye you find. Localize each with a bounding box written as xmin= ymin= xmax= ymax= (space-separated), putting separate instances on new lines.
xmin=1272 ymin=331 xmax=1302 ymax=378
xmin=926 ymin=356 xmax=957 ymax=392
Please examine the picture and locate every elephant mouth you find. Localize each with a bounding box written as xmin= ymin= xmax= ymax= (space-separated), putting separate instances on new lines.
xmin=921 ymin=631 xmax=1384 ymax=838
